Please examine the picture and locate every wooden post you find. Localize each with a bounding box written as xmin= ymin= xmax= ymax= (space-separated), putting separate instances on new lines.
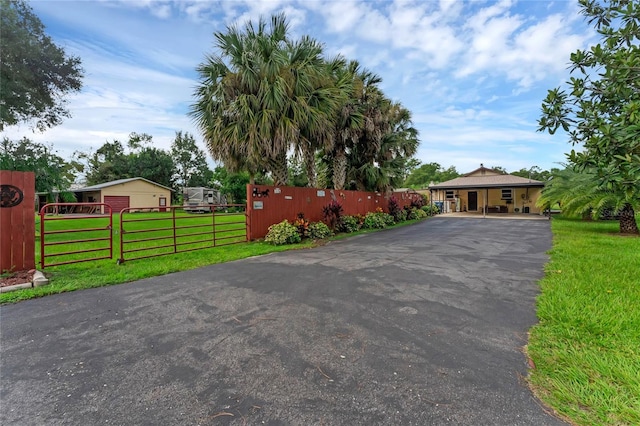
xmin=246 ymin=184 xmax=253 ymax=241
xmin=0 ymin=171 xmax=36 ymax=272
xmin=483 ymin=188 xmax=488 ymax=218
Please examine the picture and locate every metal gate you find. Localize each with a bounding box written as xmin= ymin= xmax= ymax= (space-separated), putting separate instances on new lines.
xmin=38 ymin=203 xmax=248 ymax=267
xmin=40 ymin=203 xmax=113 ymax=268
xmin=119 ymin=205 xmax=247 ymax=263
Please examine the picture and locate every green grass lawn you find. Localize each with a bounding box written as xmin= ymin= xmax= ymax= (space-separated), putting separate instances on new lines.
xmin=527 ymin=216 xmax=640 ymax=425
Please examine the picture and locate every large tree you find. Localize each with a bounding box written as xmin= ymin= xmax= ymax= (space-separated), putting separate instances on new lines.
xmin=170 ymin=131 xmax=212 ymax=188
xmin=130 ymin=146 xmax=176 ymax=191
xmin=322 ymin=61 xmax=418 ymax=192
xmin=191 ymin=13 xmax=338 ymax=186
xmin=293 ymin=56 xmax=362 ymax=190
xmin=1 ymin=137 xmax=81 ymax=196
xmin=0 ymin=0 xmax=83 ymax=131
xmin=211 ymin=166 xmax=250 ymax=204
xmin=510 ymin=166 xmax=553 ymax=182
xmin=79 ymin=140 xmax=129 ymax=185
xmin=80 ymin=133 xmax=176 ymax=190
xmin=325 ymin=60 xmax=366 ymax=190
xmin=538 ymin=0 xmax=639 ymax=234
xmin=404 ymin=162 xmax=460 ymax=188
xmin=347 ymin=102 xmax=419 ymax=192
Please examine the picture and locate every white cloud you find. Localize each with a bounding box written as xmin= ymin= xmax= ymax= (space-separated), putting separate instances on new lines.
xmin=316 ymin=1 xmax=464 ymax=68
xmin=6 ymin=0 xmax=593 ymax=176
xmin=456 ymin=3 xmax=591 ymax=88
xmin=316 ymin=1 xmax=364 ymax=33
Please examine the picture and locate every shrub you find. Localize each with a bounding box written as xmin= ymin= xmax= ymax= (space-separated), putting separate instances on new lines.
xmin=388 ymin=196 xmax=402 ymax=222
xmin=338 ymin=215 xmax=361 ymax=233
xmin=363 ymin=212 xmax=385 ymax=229
xmin=421 ymin=204 xmax=439 ymax=216
xmin=308 ymin=221 xmax=332 ymax=239
xmin=265 ymin=220 xmax=301 ymax=245
xmin=322 ymin=200 xmax=344 ymax=231
xmin=363 ymin=212 xmax=393 ymax=229
xmin=383 ymin=212 xmax=395 ymax=226
xmin=294 ymin=212 xmax=309 ymax=238
xmin=410 ymin=195 xmax=426 ymax=209
xmin=408 ymin=207 xmax=428 ymax=220
xmin=397 ymin=208 xmax=408 ymax=222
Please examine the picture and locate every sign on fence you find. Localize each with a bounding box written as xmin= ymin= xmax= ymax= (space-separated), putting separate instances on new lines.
xmin=0 ymin=171 xmax=35 ymax=272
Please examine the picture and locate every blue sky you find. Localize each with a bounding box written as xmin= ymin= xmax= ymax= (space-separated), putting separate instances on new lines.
xmin=4 ymin=0 xmax=595 ymax=175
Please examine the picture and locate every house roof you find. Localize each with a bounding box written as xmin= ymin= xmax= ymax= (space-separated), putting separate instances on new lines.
xmin=76 ymin=177 xmax=174 ymax=192
xmin=429 ymin=171 xmax=545 ymax=190
xmin=462 ymin=165 xmax=504 ymax=177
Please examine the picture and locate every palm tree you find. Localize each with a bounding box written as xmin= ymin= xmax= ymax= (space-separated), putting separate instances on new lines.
xmin=286 ymin=41 xmax=340 ymax=188
xmin=377 ymin=103 xmax=419 ymax=190
xmin=345 ymin=69 xmax=388 ymax=190
xmin=318 ymin=60 xmax=419 ymax=192
xmin=347 ymin=102 xmax=418 ymax=192
xmin=537 ymin=167 xmax=639 ymax=234
xmin=189 ymin=32 xmax=261 ymax=182
xmin=323 ymin=60 xmax=370 ymax=190
xmin=191 ymin=13 xmax=338 ymax=187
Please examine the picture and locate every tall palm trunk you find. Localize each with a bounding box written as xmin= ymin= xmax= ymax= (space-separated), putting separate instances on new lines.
xmin=303 ymin=149 xmax=317 ymax=188
xmin=268 ymin=152 xmax=289 ymax=186
xmin=619 ymin=203 xmax=639 ymax=234
xmin=332 ymin=150 xmax=347 ymax=190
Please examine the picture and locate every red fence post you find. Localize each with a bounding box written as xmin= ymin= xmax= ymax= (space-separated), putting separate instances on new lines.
xmin=0 ymin=170 xmax=35 ymax=272
xmin=40 ymin=206 xmax=46 ymax=269
xmin=246 ymin=184 xmax=253 ymax=241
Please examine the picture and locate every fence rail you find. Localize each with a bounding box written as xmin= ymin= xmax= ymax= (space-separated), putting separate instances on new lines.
xmin=40 ymin=203 xmax=113 ymax=268
xmin=118 ymin=205 xmax=247 ymax=263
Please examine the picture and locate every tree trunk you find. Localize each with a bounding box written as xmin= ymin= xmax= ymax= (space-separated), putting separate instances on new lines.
xmin=268 ymin=152 xmax=289 ymax=187
xmin=332 ymin=150 xmax=347 ymax=190
xmin=304 ymin=149 xmax=317 ymax=188
xmin=619 ymin=203 xmax=639 ymax=235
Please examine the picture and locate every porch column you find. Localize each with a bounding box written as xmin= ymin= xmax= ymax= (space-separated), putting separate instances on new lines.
xmin=429 ymin=189 xmax=433 ymax=213
xmin=483 ymin=188 xmax=487 ymax=218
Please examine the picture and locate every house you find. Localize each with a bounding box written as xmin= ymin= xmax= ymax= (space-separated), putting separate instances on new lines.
xmin=428 ymin=165 xmax=545 ymax=215
xmin=73 ymin=177 xmax=173 ymax=213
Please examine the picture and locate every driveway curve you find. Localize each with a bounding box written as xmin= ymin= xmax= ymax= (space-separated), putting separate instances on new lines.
xmin=1 ymin=217 xmax=565 ymax=425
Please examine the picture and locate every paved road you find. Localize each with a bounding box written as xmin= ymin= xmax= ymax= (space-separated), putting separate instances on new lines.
xmin=1 ymin=218 xmax=565 ymax=425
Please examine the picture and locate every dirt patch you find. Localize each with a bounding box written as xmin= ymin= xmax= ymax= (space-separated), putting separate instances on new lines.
xmin=0 ymin=270 xmax=35 ymax=288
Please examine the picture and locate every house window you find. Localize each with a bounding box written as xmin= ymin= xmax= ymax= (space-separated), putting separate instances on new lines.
xmin=445 ymin=190 xmax=455 ymax=200
xmin=501 ymin=189 xmax=513 ymax=200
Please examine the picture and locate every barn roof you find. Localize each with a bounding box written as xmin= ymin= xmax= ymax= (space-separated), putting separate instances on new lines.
xmin=76 ymin=177 xmax=174 ymax=192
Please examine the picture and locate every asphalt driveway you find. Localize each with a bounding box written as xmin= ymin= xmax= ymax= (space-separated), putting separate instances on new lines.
xmin=0 ymin=217 xmax=565 ymax=425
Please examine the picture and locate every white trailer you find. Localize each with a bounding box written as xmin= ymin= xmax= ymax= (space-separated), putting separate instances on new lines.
xmin=182 ymin=187 xmax=226 ymax=212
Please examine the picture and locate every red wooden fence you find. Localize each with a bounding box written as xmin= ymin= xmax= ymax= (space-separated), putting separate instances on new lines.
xmin=246 ymin=184 xmax=421 ymax=240
xmin=0 ymin=171 xmax=35 ymax=272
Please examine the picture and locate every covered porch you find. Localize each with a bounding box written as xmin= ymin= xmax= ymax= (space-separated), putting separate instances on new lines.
xmin=428 ymin=166 xmax=546 ymax=217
